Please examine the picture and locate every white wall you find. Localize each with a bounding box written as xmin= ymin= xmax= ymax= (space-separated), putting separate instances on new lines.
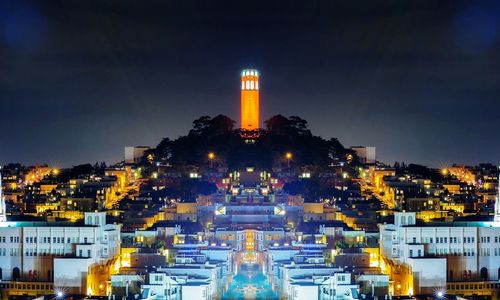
xmin=54 ymin=257 xmax=92 ymax=292
xmin=408 ymin=257 xmax=446 ymax=294
xmin=181 ymin=285 xmax=210 ymax=300
xmin=289 ymin=284 xmax=318 ymax=300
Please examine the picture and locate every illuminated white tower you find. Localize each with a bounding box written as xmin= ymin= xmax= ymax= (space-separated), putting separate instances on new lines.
xmin=495 ymin=166 xmax=500 ymax=222
xmin=0 ymin=166 xmax=6 ymax=222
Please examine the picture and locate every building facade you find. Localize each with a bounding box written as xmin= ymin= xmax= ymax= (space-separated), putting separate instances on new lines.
xmin=380 ymin=212 xmax=500 ymax=296
xmin=0 ymin=212 xmax=120 ymax=297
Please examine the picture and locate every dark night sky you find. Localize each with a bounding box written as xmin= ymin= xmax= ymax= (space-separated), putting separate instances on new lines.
xmin=1 ymin=0 xmax=499 ymax=167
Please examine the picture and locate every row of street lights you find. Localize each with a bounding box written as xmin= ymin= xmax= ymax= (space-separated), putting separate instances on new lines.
xmin=207 ymin=152 xmax=294 ymax=168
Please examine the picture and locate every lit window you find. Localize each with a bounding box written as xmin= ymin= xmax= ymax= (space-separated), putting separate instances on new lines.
xmin=241 ymin=81 xmax=245 ymax=90
xmin=250 ymin=81 xmax=254 ymax=89
xmin=246 ymin=81 xmax=249 ymax=89
xmin=256 ymin=81 xmax=259 ymax=90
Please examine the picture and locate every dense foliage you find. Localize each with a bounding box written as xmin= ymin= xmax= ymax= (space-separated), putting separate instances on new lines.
xmin=145 ymin=114 xmax=352 ymax=171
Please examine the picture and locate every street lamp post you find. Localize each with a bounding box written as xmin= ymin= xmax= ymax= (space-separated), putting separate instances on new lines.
xmin=285 ymin=152 xmax=292 ymax=168
xmin=208 ymin=152 xmax=215 ymax=168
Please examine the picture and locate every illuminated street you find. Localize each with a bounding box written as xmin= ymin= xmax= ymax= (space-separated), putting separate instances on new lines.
xmin=222 ymin=264 xmax=277 ymax=300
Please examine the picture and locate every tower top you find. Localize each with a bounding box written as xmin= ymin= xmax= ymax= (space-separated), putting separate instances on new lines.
xmin=241 ymin=69 xmax=259 ymax=77
xmin=241 ymin=69 xmax=259 ymax=91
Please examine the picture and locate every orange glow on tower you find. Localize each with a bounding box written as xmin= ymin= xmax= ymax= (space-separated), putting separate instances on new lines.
xmin=240 ymin=69 xmax=260 ymax=131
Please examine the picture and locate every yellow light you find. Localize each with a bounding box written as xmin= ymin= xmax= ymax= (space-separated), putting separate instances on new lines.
xmin=285 ymin=152 xmax=292 ymax=160
xmin=441 ymin=169 xmax=448 ymax=175
xmin=52 ymin=169 xmax=59 ymax=175
xmin=208 ymin=152 xmax=215 ymax=160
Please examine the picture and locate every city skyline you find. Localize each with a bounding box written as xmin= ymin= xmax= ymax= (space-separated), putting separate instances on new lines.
xmin=2 ymin=2 xmax=500 ymax=298
xmin=1 ymin=0 xmax=500 ymax=167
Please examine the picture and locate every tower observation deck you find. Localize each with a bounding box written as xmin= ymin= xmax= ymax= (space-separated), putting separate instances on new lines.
xmin=240 ymin=69 xmax=260 ymax=135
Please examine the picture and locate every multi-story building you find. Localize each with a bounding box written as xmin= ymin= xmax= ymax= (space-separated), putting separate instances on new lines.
xmin=350 ymin=146 xmax=376 ymax=164
xmin=380 ymin=211 xmax=500 ymax=297
xmin=124 ymin=146 xmax=150 ymax=164
xmin=0 ymin=212 xmax=121 ymax=297
xmin=140 ymin=272 xmax=212 ymax=300
xmin=0 ymin=169 xmax=6 ymax=222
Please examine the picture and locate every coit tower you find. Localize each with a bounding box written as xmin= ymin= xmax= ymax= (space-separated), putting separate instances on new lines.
xmin=240 ymin=69 xmax=260 ymax=131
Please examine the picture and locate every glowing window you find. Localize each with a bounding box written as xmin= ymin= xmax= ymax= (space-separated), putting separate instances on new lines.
xmin=250 ymin=81 xmax=254 ymax=89
xmin=246 ymin=81 xmax=250 ymax=89
xmin=241 ymin=82 xmax=245 ymax=90
xmin=256 ymin=81 xmax=259 ymax=90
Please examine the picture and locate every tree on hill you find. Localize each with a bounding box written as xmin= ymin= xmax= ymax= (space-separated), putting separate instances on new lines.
xmin=143 ymin=114 xmax=354 ymax=171
xmin=164 ymin=179 xmax=217 ymax=202
xmin=405 ymin=163 xmax=444 ymax=182
xmin=189 ymin=115 xmax=235 ymax=137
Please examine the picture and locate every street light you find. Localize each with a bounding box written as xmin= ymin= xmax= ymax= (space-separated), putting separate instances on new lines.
xmin=435 ymin=289 xmax=446 ymax=299
xmin=208 ymin=152 xmax=215 ymax=168
xmin=285 ymin=152 xmax=292 ymax=168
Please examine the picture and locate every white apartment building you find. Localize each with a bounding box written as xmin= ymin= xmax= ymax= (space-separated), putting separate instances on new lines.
xmin=140 ymin=272 xmax=217 ymax=300
xmin=0 ymin=212 xmax=120 ymax=296
xmin=157 ymin=264 xmax=219 ymax=300
xmin=287 ymin=272 xmax=359 ymax=300
xmin=380 ymin=211 xmax=500 ymax=295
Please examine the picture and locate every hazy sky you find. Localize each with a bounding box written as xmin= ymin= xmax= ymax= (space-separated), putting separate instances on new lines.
xmin=1 ymin=0 xmax=499 ymax=167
